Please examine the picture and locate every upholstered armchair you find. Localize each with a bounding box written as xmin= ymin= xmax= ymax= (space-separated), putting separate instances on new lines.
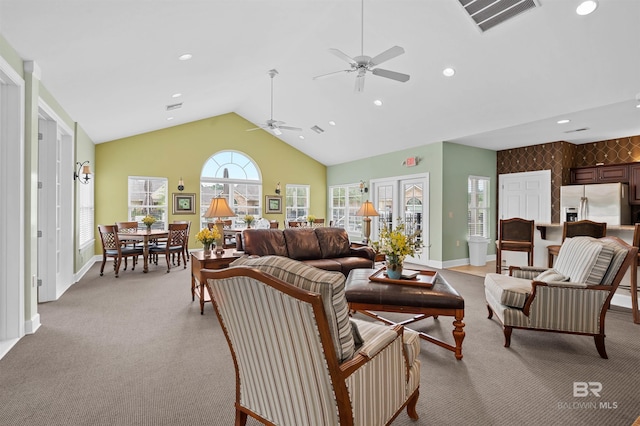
xmin=485 ymin=236 xmax=636 ymax=358
xmin=201 ymin=255 xmax=421 ymax=426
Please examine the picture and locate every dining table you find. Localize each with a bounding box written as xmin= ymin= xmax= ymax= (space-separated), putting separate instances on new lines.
xmin=117 ymin=229 xmax=169 ymax=273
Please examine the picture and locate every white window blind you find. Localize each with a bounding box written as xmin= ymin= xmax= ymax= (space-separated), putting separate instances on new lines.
xmin=78 ymin=179 xmax=94 ymax=247
xmin=285 ymin=184 xmax=309 ymax=221
xmin=128 ymin=176 xmax=168 ymax=229
xmin=468 ymin=176 xmax=490 ymax=237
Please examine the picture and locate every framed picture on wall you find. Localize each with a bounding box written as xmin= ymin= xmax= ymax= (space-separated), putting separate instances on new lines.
xmin=265 ymin=195 xmax=282 ymax=214
xmin=172 ymin=193 xmax=196 ymax=215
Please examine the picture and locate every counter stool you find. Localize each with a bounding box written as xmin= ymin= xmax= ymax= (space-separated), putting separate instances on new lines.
xmin=547 ymin=220 xmax=607 ymax=268
xmin=632 ymin=223 xmax=640 ymax=324
xmin=495 ymin=218 xmax=534 ymax=273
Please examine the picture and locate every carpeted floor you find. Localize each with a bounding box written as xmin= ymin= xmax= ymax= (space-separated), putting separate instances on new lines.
xmin=0 ymin=261 xmax=638 ymax=425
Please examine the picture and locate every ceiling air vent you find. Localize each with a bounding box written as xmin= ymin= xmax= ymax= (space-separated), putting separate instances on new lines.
xmin=311 ymin=125 xmax=325 ymax=134
xmin=457 ymin=0 xmax=540 ymax=32
xmin=564 ymin=128 xmax=590 ymax=133
xmin=166 ymin=102 xmax=183 ymax=111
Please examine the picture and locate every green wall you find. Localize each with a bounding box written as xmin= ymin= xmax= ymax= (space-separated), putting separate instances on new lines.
xmin=327 ymin=141 xmax=496 ymax=264
xmin=95 ymin=113 xmax=326 ymax=250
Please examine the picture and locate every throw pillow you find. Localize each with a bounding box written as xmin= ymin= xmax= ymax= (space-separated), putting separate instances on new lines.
xmin=230 ymin=255 xmax=356 ymax=362
xmin=534 ymin=269 xmax=569 ymax=283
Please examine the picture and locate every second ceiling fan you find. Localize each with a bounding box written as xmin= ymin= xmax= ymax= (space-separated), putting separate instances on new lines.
xmin=313 ymin=0 xmax=410 ymax=92
xmin=247 ymin=69 xmax=301 ymax=136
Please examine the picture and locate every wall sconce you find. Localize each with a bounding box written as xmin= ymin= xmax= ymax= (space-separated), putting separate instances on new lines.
xmin=178 ymin=177 xmax=184 ymax=191
xmin=275 ymin=182 xmax=281 ymax=195
xmin=359 ymin=180 xmax=369 ymax=193
xmin=73 ymin=161 xmax=92 ymax=184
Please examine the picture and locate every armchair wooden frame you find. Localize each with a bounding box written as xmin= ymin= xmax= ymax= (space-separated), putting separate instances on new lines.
xmin=631 ymin=224 xmax=640 ymax=324
xmin=201 ymin=266 xmax=420 ymax=426
xmin=495 ymin=218 xmax=535 ymax=273
xmin=547 ymin=220 xmax=607 ymax=267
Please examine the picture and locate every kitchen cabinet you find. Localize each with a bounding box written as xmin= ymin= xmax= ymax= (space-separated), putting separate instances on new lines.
xmin=629 ymin=163 xmax=640 ymax=205
xmin=570 ymin=164 xmax=629 ymax=184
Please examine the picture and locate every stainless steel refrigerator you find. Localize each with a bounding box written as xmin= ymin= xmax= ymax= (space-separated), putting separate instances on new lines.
xmin=560 ymin=183 xmax=631 ymax=225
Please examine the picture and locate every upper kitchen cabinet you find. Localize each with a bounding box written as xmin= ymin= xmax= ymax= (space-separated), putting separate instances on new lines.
xmin=570 ymin=164 xmax=629 ymax=185
xmin=628 ymin=163 xmax=640 ymax=205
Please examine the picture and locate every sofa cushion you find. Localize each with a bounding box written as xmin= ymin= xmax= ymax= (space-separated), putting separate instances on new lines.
xmin=484 ymin=272 xmax=532 ymax=309
xmin=283 ymin=228 xmax=323 ymax=260
xmin=242 ymin=229 xmax=289 ymax=257
xmin=554 ymin=237 xmax=614 ymax=285
xmin=534 ymin=269 xmax=569 ymax=283
xmin=600 ymin=238 xmax=629 ymax=285
xmin=230 ymin=255 xmax=355 ymax=362
xmin=315 ymin=227 xmax=351 ymax=258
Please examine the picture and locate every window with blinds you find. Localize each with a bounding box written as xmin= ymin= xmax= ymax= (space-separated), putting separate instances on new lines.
xmin=78 ymin=179 xmax=94 ymax=248
xmin=468 ymin=176 xmax=490 ymax=237
xmin=128 ymin=176 xmax=168 ymax=229
xmin=329 ymin=184 xmax=364 ymax=238
xmin=286 ymin=184 xmax=310 ymax=222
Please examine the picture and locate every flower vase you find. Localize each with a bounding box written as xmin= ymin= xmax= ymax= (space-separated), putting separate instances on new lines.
xmin=146 ymin=224 xmax=152 ymax=232
xmin=385 ymin=255 xmax=403 ymax=280
xmin=203 ymin=243 xmax=212 ymax=256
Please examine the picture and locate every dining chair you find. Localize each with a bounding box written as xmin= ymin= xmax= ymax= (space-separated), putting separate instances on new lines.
xmin=98 ymin=224 xmax=144 ymax=277
xmin=269 ymin=220 xmax=279 ymax=229
xmin=149 ymin=223 xmax=189 ymax=272
xmin=288 ymin=221 xmax=303 ymax=228
xmin=547 ymin=220 xmax=607 ymax=267
xmin=495 ymin=218 xmax=535 ymax=273
xmin=115 ymin=221 xmax=140 ymax=271
xmin=312 ymin=218 xmax=325 ymax=227
xmin=173 ymin=220 xmax=191 ymax=263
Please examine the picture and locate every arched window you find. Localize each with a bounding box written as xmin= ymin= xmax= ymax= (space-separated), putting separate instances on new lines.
xmin=201 ymin=151 xmax=262 ymax=227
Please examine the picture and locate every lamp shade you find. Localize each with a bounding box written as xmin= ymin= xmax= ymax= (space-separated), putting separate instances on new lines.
xmin=356 ymin=200 xmax=379 ymax=217
xmin=203 ymin=197 xmax=236 ymax=219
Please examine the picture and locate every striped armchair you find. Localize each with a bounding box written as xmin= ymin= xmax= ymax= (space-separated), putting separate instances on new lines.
xmin=485 ymin=236 xmax=637 ymax=358
xmin=201 ymin=256 xmax=420 ymax=426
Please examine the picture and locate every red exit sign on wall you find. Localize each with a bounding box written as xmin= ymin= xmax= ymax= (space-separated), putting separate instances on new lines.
xmin=405 ymin=156 xmax=417 ymax=167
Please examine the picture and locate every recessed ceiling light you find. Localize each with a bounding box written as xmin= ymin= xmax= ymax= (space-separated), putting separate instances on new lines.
xmin=557 ymin=119 xmax=571 ymax=124
xmin=636 ymin=104 xmax=640 ymax=109
xmin=167 ymin=117 xmax=174 ymax=121
xmin=172 ymin=93 xmax=182 ymax=98
xmin=299 ymin=135 xmax=305 ymax=140
xmin=328 ymin=121 xmax=336 ymax=126
xmin=576 ymin=1 xmax=598 ymax=16
xmin=373 ymin=99 xmax=383 ymax=106
xmin=442 ymin=67 xmax=455 ymax=77
xmin=178 ymin=53 xmax=192 ymax=61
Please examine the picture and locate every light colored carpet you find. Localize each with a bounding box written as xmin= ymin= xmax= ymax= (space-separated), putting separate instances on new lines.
xmin=0 ymin=261 xmax=638 ymax=425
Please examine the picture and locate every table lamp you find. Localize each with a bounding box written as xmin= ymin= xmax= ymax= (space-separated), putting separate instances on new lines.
xmin=203 ymin=196 xmax=236 ymax=254
xmin=356 ymin=200 xmax=379 ymax=244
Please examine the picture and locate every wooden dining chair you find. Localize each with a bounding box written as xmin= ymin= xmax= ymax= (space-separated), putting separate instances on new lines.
xmin=115 ymin=221 xmax=140 ymax=271
xmin=269 ymin=220 xmax=279 ymax=229
xmin=547 ymin=220 xmax=607 ymax=267
xmin=98 ymin=225 xmax=144 ymax=277
xmin=149 ymin=223 xmax=189 ymax=272
xmin=173 ymin=220 xmax=191 ymax=263
xmin=312 ymin=218 xmax=325 ymax=227
xmin=495 ymin=218 xmax=535 ymax=273
xmin=288 ymin=221 xmax=303 ymax=228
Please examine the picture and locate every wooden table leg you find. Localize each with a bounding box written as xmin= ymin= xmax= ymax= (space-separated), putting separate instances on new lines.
xmin=142 ymin=235 xmax=150 ymax=273
xmin=453 ymin=309 xmax=465 ymax=360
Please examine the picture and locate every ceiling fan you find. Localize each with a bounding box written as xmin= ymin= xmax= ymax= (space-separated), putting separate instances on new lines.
xmin=247 ymin=69 xmax=302 ymax=136
xmin=313 ymin=0 xmax=410 ymax=92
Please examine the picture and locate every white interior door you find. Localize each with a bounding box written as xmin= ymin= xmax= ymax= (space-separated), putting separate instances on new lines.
xmin=371 ymin=174 xmax=429 ymax=265
xmin=498 ymin=170 xmax=551 ymax=268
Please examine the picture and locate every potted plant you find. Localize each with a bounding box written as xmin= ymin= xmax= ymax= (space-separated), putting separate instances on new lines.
xmin=196 ymin=227 xmax=221 ymax=255
xmin=142 ymin=215 xmax=156 ymax=231
xmin=307 ymin=214 xmax=316 ymax=225
xmin=372 ymin=222 xmax=423 ymax=279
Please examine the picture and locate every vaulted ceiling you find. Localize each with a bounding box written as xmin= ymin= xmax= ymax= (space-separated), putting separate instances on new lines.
xmin=1 ymin=0 xmax=638 ymax=166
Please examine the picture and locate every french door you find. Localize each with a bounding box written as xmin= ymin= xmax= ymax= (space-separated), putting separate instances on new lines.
xmin=371 ymin=174 xmax=429 ymax=265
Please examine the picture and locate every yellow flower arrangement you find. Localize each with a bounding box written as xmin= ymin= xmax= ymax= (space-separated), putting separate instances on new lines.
xmin=307 ymin=214 xmax=316 ymax=223
xmin=196 ymin=227 xmax=221 ymax=247
xmin=142 ymin=215 xmax=156 ymax=227
xmin=244 ymin=215 xmax=255 ymax=226
xmin=372 ymin=222 xmax=423 ymax=264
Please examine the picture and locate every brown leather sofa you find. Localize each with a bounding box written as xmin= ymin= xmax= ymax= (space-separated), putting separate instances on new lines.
xmin=235 ymin=227 xmax=376 ymax=276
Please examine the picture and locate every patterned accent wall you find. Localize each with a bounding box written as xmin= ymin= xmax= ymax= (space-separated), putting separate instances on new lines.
xmin=497 ymin=134 xmax=640 ymax=223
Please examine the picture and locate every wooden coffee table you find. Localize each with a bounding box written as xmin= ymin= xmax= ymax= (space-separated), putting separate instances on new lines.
xmin=345 ymin=268 xmax=465 ymax=360
xmin=190 ymin=249 xmax=241 ymax=314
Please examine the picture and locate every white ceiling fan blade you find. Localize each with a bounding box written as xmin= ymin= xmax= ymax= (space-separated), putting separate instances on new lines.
xmin=329 ymin=48 xmax=358 ymax=65
xmin=369 ymin=46 xmax=405 ymax=67
xmin=246 ymin=125 xmax=267 ymax=132
xmin=313 ymin=69 xmax=352 ymax=80
xmin=272 ymin=127 xmax=283 ymax=136
xmin=372 ymin=68 xmax=410 ymax=82
xmin=279 ymin=126 xmax=302 ymax=132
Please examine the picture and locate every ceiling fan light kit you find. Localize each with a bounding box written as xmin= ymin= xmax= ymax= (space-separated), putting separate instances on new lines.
xmin=246 ymin=69 xmax=302 ymax=135
xmin=313 ymin=0 xmax=410 ymax=92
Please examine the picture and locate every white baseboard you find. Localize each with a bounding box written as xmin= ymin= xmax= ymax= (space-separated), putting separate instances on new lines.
xmin=24 ymin=313 xmax=40 ymax=334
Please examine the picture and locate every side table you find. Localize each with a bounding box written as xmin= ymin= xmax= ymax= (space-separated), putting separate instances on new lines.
xmin=191 ymin=249 xmax=241 ymax=314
